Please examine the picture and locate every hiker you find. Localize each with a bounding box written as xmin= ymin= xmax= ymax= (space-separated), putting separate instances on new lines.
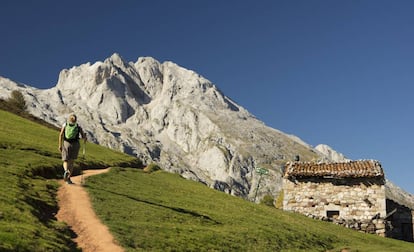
xmin=58 ymin=114 xmax=87 ymax=184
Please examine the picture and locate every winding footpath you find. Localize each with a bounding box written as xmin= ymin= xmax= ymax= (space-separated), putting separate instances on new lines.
xmin=55 ymin=168 xmax=124 ymax=252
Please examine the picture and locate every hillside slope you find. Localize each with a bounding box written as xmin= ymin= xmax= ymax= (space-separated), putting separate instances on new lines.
xmin=0 ymin=108 xmax=414 ymax=251
xmin=86 ymin=167 xmax=414 ymax=251
xmin=0 ymin=109 xmax=140 ymax=251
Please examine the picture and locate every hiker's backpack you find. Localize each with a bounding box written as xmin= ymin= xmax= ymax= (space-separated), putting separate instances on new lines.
xmin=64 ymin=123 xmax=80 ymax=141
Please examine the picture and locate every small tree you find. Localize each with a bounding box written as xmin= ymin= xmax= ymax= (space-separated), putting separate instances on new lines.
xmin=260 ymin=194 xmax=275 ymax=207
xmin=143 ymin=163 xmax=161 ymax=173
xmin=8 ymin=90 xmax=27 ymax=112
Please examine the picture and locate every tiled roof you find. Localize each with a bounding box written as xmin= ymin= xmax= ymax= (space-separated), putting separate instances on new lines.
xmin=284 ymin=160 xmax=384 ymax=178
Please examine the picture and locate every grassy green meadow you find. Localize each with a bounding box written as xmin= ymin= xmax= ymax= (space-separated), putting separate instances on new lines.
xmin=1 ymin=108 xmax=414 ymax=251
xmin=86 ymin=168 xmax=414 ymax=252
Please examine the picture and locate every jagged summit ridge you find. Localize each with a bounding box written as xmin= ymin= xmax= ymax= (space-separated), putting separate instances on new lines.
xmin=0 ymin=53 xmax=348 ymax=201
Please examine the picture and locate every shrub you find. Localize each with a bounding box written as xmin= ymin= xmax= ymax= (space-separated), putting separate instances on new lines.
xmin=260 ymin=194 xmax=275 ymax=207
xmin=8 ymin=90 xmax=27 ymax=112
xmin=143 ymin=163 xmax=161 ymax=173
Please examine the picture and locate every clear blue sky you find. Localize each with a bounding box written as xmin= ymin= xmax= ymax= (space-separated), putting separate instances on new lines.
xmin=1 ymin=1 xmax=414 ymax=194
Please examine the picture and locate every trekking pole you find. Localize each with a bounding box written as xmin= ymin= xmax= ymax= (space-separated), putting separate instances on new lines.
xmin=81 ymin=141 xmax=86 ymax=185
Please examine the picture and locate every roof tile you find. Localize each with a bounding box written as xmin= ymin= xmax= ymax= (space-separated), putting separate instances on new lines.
xmin=284 ymin=160 xmax=384 ymax=178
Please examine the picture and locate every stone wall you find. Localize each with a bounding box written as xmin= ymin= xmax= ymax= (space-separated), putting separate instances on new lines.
xmin=303 ymin=213 xmax=388 ymax=236
xmin=283 ymin=177 xmax=386 ymax=222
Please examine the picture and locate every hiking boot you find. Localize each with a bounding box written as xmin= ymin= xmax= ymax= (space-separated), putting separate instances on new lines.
xmin=66 ymin=179 xmax=74 ymax=185
xmin=63 ymin=170 xmax=69 ymax=181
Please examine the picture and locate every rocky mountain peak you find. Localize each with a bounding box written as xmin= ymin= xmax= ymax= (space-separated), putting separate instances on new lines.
xmin=105 ymin=53 xmax=126 ymax=66
xmin=2 ymin=53 xmax=405 ymax=203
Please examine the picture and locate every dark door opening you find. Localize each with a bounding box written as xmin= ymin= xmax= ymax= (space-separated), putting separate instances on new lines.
xmin=327 ymin=210 xmax=340 ymax=219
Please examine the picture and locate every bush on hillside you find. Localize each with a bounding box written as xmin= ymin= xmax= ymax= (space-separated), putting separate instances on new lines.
xmin=0 ymin=98 xmax=59 ymax=130
xmin=260 ymin=194 xmax=275 ymax=207
xmin=8 ymin=90 xmax=27 ymax=112
xmin=143 ymin=163 xmax=161 ymax=173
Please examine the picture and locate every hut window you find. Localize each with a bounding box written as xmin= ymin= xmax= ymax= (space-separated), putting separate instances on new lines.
xmin=327 ymin=210 xmax=340 ymax=219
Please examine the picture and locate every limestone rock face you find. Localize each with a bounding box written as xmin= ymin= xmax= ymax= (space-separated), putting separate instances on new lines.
xmin=0 ymin=53 xmax=359 ymax=201
xmin=315 ymin=144 xmax=350 ymax=162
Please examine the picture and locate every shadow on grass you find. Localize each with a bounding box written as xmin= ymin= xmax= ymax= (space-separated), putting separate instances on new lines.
xmin=97 ymin=187 xmax=222 ymax=225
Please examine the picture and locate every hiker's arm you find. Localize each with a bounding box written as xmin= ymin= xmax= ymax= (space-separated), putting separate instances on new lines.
xmin=58 ymin=127 xmax=64 ymax=151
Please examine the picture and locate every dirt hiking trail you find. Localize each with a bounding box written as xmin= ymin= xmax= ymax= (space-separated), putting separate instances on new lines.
xmin=56 ymin=168 xmax=124 ymax=252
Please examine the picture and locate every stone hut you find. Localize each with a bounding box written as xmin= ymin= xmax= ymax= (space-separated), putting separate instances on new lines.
xmin=283 ymin=160 xmax=387 ymax=236
xmin=282 ymin=160 xmax=414 ymax=241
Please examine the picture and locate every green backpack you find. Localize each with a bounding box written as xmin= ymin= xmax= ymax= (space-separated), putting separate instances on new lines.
xmin=64 ymin=123 xmax=79 ymax=141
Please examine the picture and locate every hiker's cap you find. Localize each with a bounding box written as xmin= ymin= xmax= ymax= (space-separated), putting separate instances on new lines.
xmin=68 ymin=114 xmax=77 ymax=123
